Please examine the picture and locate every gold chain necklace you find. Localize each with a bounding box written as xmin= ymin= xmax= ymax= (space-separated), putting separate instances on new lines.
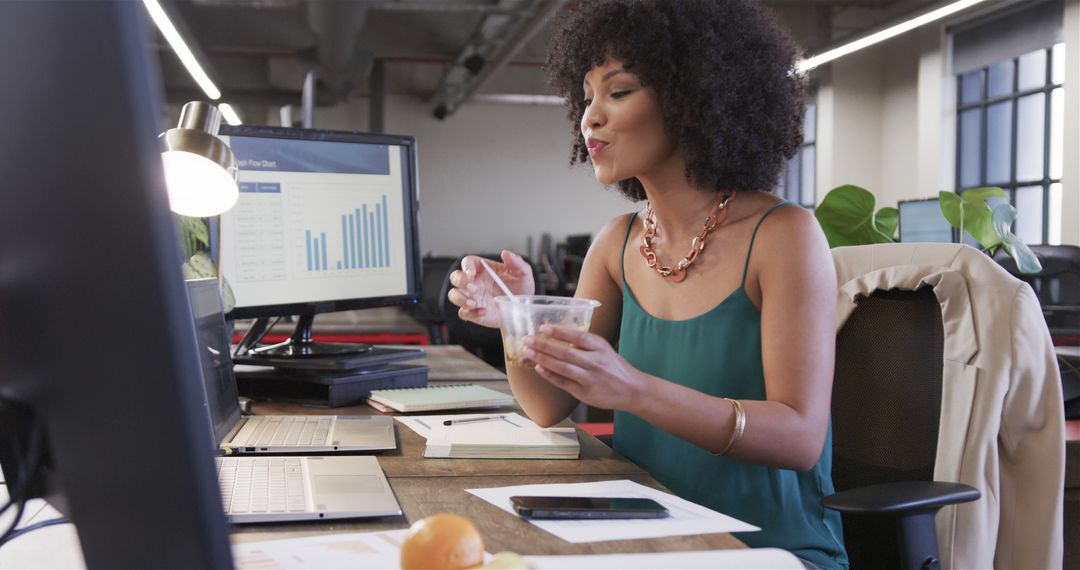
xmin=638 ymin=192 xmax=735 ymax=282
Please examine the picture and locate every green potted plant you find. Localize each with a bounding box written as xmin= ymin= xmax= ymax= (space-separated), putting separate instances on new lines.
xmin=178 ymin=214 xmax=235 ymax=310
xmin=814 ymin=184 xmax=1041 ymax=273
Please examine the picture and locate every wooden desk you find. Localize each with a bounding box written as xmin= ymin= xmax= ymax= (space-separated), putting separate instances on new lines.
xmin=236 ymin=345 xmax=743 ymax=553
xmin=0 ymin=344 xmax=742 ymax=567
xmin=403 ymin=345 xmax=508 ymax=384
xmin=251 ymin=345 xmax=644 ymax=478
xmin=232 ymin=474 xmax=743 ymax=555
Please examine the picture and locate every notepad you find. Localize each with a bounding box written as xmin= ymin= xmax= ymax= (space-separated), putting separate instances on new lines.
xmin=424 ymin=412 xmax=579 ymax=459
xmin=366 ymin=384 xmax=515 ymax=413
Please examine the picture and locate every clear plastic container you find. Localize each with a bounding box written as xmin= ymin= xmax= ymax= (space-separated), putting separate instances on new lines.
xmin=494 ymin=295 xmax=601 ymax=369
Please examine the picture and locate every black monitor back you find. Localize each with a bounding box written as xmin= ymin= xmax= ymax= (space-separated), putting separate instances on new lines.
xmin=0 ymin=2 xmax=232 ymax=568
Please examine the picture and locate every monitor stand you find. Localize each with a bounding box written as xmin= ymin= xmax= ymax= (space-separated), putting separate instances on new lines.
xmin=231 ymin=313 xmax=426 ymax=376
xmin=248 ymin=314 xmax=372 ymax=358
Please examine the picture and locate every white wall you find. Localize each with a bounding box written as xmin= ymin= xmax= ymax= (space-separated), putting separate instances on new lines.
xmin=816 ymin=46 xmax=885 ymax=199
xmin=309 ymin=95 xmax=632 ymax=258
xmin=879 ymin=32 xmax=921 ymax=207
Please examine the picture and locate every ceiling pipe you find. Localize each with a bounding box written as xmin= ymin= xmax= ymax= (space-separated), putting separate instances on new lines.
xmin=431 ymin=0 xmax=567 ymax=119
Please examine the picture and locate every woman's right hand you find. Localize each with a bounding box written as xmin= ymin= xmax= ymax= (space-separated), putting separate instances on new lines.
xmin=446 ymin=250 xmax=535 ymax=329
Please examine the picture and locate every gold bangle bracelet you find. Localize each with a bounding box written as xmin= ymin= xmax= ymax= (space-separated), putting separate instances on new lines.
xmin=712 ymin=398 xmax=746 ymax=456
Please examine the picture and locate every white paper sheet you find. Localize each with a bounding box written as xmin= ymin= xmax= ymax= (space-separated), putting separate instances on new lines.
xmin=466 ymin=479 xmax=759 ymax=543
xmin=394 ymin=412 xmax=552 ymax=439
xmin=524 ymin=549 xmax=803 ymax=569
xmin=394 ymin=413 xmax=505 ymax=438
xmin=231 ymin=528 xmax=491 ymax=570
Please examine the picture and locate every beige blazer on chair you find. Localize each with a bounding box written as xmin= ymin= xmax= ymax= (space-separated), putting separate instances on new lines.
xmin=832 ymin=243 xmax=1064 ymax=569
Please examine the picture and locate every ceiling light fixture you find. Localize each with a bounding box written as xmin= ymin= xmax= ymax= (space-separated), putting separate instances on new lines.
xmin=796 ymin=0 xmax=991 ymax=74
xmin=471 ymin=94 xmax=564 ymax=105
xmin=217 ymin=103 xmax=243 ymax=126
xmin=142 ymin=0 xmax=221 ymax=100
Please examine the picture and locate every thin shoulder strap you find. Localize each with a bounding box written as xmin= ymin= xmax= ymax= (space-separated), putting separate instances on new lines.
xmin=620 ymin=211 xmax=637 ymax=284
xmin=740 ymin=200 xmax=793 ymax=288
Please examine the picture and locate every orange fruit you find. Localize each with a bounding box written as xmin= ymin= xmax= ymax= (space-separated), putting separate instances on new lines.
xmin=400 ymin=513 xmax=485 ymax=570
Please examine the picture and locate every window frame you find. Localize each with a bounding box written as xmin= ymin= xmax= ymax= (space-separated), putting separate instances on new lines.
xmin=778 ymin=100 xmax=817 ymax=209
xmin=954 ymin=44 xmax=1064 ymax=244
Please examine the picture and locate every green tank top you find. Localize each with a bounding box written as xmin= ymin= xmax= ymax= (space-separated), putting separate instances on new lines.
xmin=614 ymin=201 xmax=848 ymax=569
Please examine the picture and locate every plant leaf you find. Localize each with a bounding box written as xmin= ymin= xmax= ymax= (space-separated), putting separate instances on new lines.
xmin=938 ymin=191 xmax=963 ymax=227
xmin=992 ymin=203 xmax=1042 ymax=274
xmin=186 ymin=251 xmax=217 ymax=278
xmin=960 ymin=186 xmax=1008 ymax=203
xmin=814 ymin=185 xmax=894 ymax=248
xmin=874 ymin=207 xmax=899 ymax=241
xmin=220 ymin=277 xmax=236 ymax=313
xmin=938 ymin=190 xmax=1003 ymax=250
xmin=179 ymin=215 xmax=210 ymax=247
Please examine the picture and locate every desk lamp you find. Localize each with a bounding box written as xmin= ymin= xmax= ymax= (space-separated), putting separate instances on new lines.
xmin=160 ymin=101 xmax=238 ymax=217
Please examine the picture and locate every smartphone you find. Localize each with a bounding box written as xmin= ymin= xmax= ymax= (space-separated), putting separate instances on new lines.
xmin=509 ymin=496 xmax=669 ymax=519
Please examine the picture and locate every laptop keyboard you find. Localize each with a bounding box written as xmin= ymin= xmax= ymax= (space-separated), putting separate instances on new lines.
xmin=244 ymin=416 xmax=333 ymax=447
xmin=216 ymin=457 xmax=308 ymax=514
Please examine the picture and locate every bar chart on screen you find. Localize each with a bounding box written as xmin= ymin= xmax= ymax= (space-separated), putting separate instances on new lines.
xmin=303 ymin=194 xmax=392 ymax=272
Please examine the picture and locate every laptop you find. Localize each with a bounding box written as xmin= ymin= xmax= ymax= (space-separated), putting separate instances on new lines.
xmin=187 ymin=279 xmax=396 ymax=454
xmin=187 ymin=279 xmax=402 ymax=523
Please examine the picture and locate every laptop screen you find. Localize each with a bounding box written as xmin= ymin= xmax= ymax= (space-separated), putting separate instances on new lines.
xmin=186 ymin=279 xmax=244 ymax=446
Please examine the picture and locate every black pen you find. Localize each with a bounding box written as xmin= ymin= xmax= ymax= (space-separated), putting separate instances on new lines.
xmin=443 ymin=415 xmax=507 ymax=426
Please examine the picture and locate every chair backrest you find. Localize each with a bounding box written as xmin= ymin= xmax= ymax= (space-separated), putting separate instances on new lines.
xmin=438 ymin=254 xmax=545 ymax=370
xmin=829 ymin=287 xmax=941 ymax=565
xmin=833 ymin=286 xmax=944 ymax=489
xmin=404 ymin=255 xmax=458 ymax=343
xmin=994 ymin=244 xmax=1080 ymax=336
xmin=832 ymin=286 xmax=945 ymax=568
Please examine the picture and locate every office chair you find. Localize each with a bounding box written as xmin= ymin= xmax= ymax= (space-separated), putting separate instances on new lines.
xmin=830 ymin=243 xmax=1064 ymax=569
xmin=993 ymin=244 xmax=1080 ymax=339
xmin=404 ymin=255 xmax=458 ymax=344
xmin=827 ymin=286 xmax=979 ymax=570
xmin=538 ymin=233 xmax=569 ymax=296
xmin=438 ymin=254 xmax=545 ymax=370
xmin=994 ymin=245 xmax=1080 ymax=418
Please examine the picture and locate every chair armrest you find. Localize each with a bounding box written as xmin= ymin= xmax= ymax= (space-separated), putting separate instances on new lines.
xmin=822 ymin=481 xmax=980 ymax=515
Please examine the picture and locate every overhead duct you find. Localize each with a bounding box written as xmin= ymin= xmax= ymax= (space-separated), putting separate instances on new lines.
xmin=429 ymin=0 xmax=566 ymax=119
xmin=306 ymin=0 xmax=376 ymax=105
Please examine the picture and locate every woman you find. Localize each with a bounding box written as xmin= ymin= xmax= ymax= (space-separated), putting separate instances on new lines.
xmin=447 ymin=1 xmax=846 ymax=567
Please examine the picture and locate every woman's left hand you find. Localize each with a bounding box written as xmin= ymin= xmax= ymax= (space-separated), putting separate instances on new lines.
xmin=522 ymin=324 xmax=650 ymax=411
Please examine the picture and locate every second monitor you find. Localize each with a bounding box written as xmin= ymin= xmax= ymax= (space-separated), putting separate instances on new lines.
xmin=897 ymin=198 xmax=956 ymax=244
xmin=218 ymin=126 xmax=422 ymax=358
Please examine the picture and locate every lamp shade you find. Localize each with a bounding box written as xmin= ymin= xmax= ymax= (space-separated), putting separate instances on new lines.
xmin=160 ymin=101 xmax=238 ymax=217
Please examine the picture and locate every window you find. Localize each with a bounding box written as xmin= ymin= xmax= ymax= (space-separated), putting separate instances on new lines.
xmin=955 ymin=43 xmax=1065 ymax=245
xmin=777 ymin=102 xmax=816 ymax=208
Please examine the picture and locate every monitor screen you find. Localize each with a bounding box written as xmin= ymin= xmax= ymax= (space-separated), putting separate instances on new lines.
xmin=0 ymin=2 xmax=232 ymax=566
xmin=218 ymin=126 xmax=421 ymax=320
xmin=898 ymin=199 xmax=955 ymax=243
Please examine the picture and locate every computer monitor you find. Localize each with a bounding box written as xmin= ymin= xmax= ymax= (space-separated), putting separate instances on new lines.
xmin=217 ymin=126 xmax=421 ymax=358
xmin=898 ymin=198 xmax=957 ymax=243
xmin=0 ymin=2 xmax=231 ymax=567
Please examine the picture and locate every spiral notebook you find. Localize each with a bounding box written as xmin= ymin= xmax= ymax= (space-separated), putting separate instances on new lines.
xmin=366 ymin=384 xmax=515 ymax=413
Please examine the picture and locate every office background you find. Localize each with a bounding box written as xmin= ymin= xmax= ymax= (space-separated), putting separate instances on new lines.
xmin=153 ymin=0 xmax=1079 ymax=258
